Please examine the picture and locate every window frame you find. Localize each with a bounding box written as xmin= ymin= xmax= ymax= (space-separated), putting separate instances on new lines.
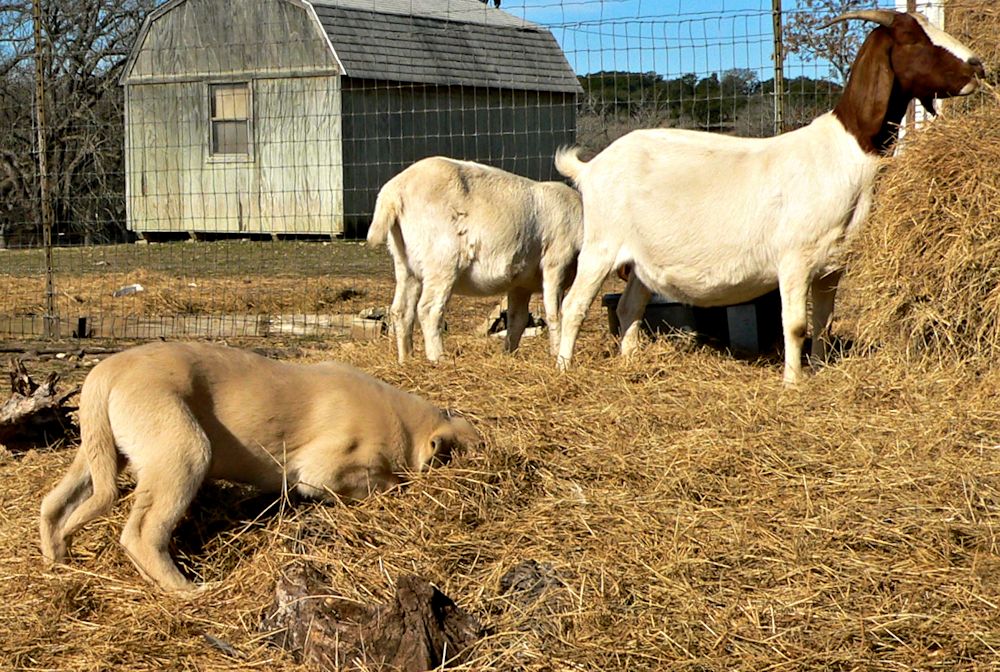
xmin=207 ymin=80 xmax=254 ymax=163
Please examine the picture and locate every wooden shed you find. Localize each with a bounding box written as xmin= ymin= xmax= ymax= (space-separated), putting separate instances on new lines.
xmin=120 ymin=0 xmax=582 ymax=239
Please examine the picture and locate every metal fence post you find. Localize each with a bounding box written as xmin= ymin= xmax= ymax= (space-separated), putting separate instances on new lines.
xmin=772 ymin=0 xmax=785 ymax=135
xmin=33 ymin=0 xmax=56 ymax=338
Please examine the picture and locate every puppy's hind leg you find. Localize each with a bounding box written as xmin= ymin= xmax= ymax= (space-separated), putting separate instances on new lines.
xmin=40 ymin=391 xmax=123 ymax=564
xmin=118 ymin=404 xmax=211 ymax=592
xmin=40 ymin=448 xmax=96 ymax=563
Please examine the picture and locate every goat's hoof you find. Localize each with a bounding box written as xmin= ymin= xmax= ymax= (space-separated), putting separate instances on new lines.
xmin=782 ymin=369 xmax=803 ymax=387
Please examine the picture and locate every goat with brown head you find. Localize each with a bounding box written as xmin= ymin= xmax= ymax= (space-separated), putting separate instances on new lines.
xmin=830 ymin=10 xmax=985 ymax=155
xmin=552 ymin=10 xmax=984 ymax=384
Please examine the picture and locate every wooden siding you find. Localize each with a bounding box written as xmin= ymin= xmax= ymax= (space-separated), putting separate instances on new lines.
xmin=126 ymin=0 xmax=339 ymax=82
xmin=339 ymin=80 xmax=577 ymax=237
xmin=126 ymin=76 xmax=343 ymax=235
xmin=256 ymin=76 xmax=343 ymax=234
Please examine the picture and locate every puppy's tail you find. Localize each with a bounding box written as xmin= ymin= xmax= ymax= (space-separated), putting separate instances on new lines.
xmin=77 ymin=372 xmax=120 ymax=515
xmin=39 ymin=368 xmax=120 ymax=562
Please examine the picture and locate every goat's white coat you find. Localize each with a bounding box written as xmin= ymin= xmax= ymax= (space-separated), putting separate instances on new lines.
xmin=555 ymin=114 xmax=876 ymax=383
xmin=367 ymin=156 xmax=583 ymax=362
xmin=553 ymin=13 xmax=983 ymax=384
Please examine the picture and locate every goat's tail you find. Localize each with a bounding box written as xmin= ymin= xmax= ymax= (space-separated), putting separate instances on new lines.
xmin=554 ymin=145 xmax=588 ymax=187
xmin=366 ymin=186 xmax=402 ymax=248
xmin=39 ymin=369 xmax=120 ymax=563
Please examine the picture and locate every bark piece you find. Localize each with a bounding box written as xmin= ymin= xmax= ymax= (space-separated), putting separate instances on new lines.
xmin=0 ymin=359 xmax=79 ymax=448
xmin=263 ymin=562 xmax=484 ymax=671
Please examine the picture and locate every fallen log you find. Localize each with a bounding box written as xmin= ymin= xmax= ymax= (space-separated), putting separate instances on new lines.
xmin=262 ymin=562 xmax=485 ymax=671
xmin=0 ymin=359 xmax=79 ymax=449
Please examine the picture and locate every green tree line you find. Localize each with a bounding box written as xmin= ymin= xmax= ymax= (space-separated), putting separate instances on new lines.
xmin=579 ymin=69 xmax=842 ymax=132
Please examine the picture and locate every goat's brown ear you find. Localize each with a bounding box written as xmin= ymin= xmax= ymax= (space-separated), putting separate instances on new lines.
xmin=845 ymin=28 xmax=896 ymax=138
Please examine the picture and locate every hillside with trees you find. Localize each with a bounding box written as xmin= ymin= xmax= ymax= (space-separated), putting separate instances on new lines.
xmin=575 ymin=69 xmax=842 ymax=152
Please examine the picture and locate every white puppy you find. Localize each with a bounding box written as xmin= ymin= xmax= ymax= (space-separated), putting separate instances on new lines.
xmin=39 ymin=341 xmax=480 ymax=592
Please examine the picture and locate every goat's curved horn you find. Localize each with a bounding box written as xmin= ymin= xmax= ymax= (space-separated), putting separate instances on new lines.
xmin=821 ymin=10 xmax=898 ymax=29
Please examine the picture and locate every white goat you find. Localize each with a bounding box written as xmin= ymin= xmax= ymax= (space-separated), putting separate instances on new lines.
xmin=367 ymin=156 xmax=583 ymax=363
xmin=554 ymin=10 xmax=984 ymax=383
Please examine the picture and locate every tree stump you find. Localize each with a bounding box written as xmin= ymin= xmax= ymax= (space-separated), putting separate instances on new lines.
xmin=0 ymin=359 xmax=79 ymax=449
xmin=262 ymin=562 xmax=485 ymax=671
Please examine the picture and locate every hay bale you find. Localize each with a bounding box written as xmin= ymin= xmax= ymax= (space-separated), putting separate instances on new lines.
xmin=948 ymin=3 xmax=1000 ymax=84
xmin=842 ymin=2 xmax=1000 ymax=360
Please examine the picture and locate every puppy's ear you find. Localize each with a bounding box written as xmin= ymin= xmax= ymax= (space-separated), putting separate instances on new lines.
xmin=447 ymin=415 xmax=482 ymax=450
xmin=421 ymin=415 xmax=481 ymax=469
xmin=423 ymin=428 xmax=454 ymax=469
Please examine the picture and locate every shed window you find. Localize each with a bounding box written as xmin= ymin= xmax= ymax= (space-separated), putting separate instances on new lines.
xmin=210 ymin=83 xmax=251 ymax=156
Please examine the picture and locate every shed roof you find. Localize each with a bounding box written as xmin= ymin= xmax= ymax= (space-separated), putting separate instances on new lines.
xmin=310 ymin=0 xmax=541 ymax=30
xmin=121 ymin=0 xmax=581 ymax=94
xmin=308 ymin=0 xmax=582 ymax=93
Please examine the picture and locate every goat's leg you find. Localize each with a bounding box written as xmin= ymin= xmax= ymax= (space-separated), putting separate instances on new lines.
xmin=541 ymin=266 xmax=567 ymax=356
xmin=390 ymin=268 xmax=420 ymax=364
xmin=809 ymin=269 xmax=843 ymax=366
xmin=778 ymin=264 xmax=810 ymax=385
xmin=504 ymin=286 xmax=533 ymax=353
xmin=416 ymin=273 xmax=455 ymax=362
xmin=617 ymin=273 xmax=653 ymax=358
xmin=557 ymin=252 xmax=616 ymax=370
xmin=400 ymin=279 xmax=421 ymax=362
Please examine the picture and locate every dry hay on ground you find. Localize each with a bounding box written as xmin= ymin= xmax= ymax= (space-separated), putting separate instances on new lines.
xmin=4 ymin=8 xmax=1000 ymax=665
xmin=0 ymin=270 xmax=539 ymax=340
xmin=2 ymin=321 xmax=1000 ymax=670
xmin=0 ymin=271 xmax=393 ymax=318
xmin=841 ymin=3 xmax=1000 ymax=362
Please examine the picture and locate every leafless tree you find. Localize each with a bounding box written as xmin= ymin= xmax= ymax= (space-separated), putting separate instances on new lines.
xmin=0 ymin=0 xmax=156 ymax=247
xmin=784 ymin=0 xmax=869 ymax=84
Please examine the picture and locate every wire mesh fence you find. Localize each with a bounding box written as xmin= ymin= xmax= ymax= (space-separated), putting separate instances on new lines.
xmin=0 ymin=0 xmax=944 ymax=341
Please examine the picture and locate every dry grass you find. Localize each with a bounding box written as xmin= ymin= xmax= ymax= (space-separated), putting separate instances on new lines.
xmin=3 ymin=288 xmax=1000 ymax=670
xmin=949 ymin=2 xmax=1000 ymax=87
xmin=0 ymin=272 xmax=393 ymax=318
xmin=3 ymin=6 xmax=1000 ymax=670
xmin=0 ymin=239 xmax=393 ymax=334
xmin=840 ymin=100 xmax=1000 ymax=360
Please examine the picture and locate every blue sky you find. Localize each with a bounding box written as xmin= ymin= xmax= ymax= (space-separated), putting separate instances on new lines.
xmin=499 ymin=0 xmax=899 ymax=82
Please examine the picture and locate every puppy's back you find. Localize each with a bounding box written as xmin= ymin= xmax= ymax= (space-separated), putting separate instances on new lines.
xmin=90 ymin=342 xmax=441 ymax=460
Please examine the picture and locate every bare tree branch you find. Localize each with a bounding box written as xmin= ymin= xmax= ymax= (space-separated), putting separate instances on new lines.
xmin=784 ymin=0 xmax=869 ymax=84
xmin=0 ymin=0 xmax=156 ymax=245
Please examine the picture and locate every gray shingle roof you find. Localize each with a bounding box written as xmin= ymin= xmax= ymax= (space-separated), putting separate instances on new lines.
xmin=308 ymin=1 xmax=582 ymax=93
xmin=310 ymin=0 xmax=541 ymax=30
